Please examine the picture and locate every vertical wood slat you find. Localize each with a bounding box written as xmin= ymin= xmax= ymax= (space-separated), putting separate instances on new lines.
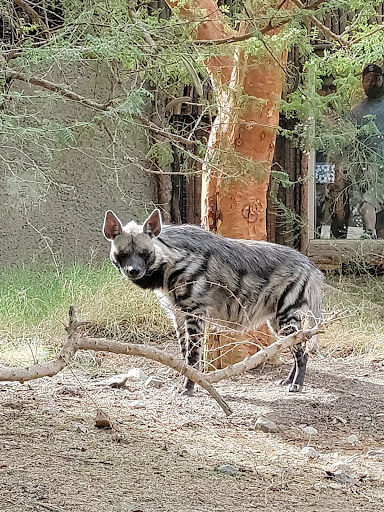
xmin=300 ymin=152 xmax=309 ymax=254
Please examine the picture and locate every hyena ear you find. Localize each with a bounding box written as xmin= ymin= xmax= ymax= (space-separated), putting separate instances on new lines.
xmin=103 ymin=211 xmax=123 ymax=241
xmin=143 ymin=209 xmax=162 ymax=238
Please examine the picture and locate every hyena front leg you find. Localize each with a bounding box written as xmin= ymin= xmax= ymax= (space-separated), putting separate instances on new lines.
xmin=180 ymin=316 xmax=204 ymax=396
xmin=173 ymin=314 xmax=188 ymax=362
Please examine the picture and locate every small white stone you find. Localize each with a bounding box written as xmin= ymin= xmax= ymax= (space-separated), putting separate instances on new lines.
xmin=104 ymin=374 xmax=129 ymax=387
xmin=75 ymin=423 xmax=88 ymax=434
xmin=302 ymin=426 xmax=318 ymax=436
xmin=366 ymin=449 xmax=383 ymax=457
xmin=216 ymin=464 xmax=238 ymax=476
xmin=126 ymin=368 xmax=148 ymax=382
xmin=328 ymin=482 xmax=343 ymax=490
xmin=254 ymin=417 xmax=278 ymax=433
xmin=144 ymin=376 xmax=165 ymax=388
xmin=130 ymin=401 xmax=146 ymax=409
xmin=301 ymin=446 xmax=319 ymax=458
xmin=133 ymin=418 xmax=146 ymax=426
xmin=331 ymin=461 xmax=352 ymax=473
xmin=345 ymin=435 xmax=359 ymax=445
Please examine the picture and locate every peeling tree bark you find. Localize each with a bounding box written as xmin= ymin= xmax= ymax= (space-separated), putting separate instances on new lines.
xmin=163 ymin=0 xmax=290 ymax=366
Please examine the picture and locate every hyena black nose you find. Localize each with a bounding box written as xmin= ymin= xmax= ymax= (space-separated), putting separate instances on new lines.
xmin=127 ymin=266 xmax=141 ymax=278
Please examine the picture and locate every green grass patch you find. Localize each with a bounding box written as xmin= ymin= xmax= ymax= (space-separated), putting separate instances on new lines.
xmin=0 ymin=262 xmax=171 ymax=367
xmin=1 ymin=263 xmax=384 ymax=367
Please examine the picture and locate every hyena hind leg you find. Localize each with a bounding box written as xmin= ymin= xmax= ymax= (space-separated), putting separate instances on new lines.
xmin=180 ymin=317 xmax=204 ymax=396
xmin=275 ymin=313 xmax=308 ymax=392
xmin=277 ymin=343 xmax=308 ymax=392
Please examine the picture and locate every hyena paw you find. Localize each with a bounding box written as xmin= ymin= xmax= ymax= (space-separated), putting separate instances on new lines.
xmin=287 ymin=383 xmax=303 ymax=393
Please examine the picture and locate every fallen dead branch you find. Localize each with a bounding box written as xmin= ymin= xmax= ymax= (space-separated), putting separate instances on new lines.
xmin=0 ymin=308 xmax=342 ymax=415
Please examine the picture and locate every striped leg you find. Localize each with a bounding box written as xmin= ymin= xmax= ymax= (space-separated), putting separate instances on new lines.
xmin=276 ymin=307 xmax=308 ymax=392
xmin=181 ymin=316 xmax=204 ymax=396
xmin=278 ymin=343 xmax=308 ymax=392
xmin=174 ymin=317 xmax=187 ymax=362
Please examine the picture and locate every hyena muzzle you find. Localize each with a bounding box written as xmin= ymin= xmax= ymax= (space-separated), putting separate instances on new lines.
xmin=103 ymin=209 xmax=323 ymax=395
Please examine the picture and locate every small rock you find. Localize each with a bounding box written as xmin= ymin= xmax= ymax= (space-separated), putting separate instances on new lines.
xmin=325 ymin=470 xmax=359 ymax=486
xmin=178 ymin=448 xmax=192 ymax=457
xmin=130 ymin=401 xmax=146 ymax=409
xmin=216 ymin=464 xmax=238 ymax=476
xmin=331 ymin=461 xmax=352 ymax=473
xmin=366 ymin=449 xmax=383 ymax=457
xmin=345 ymin=435 xmax=359 ymax=445
xmin=75 ymin=423 xmax=88 ymax=434
xmin=302 ymin=426 xmax=318 ymax=436
xmin=366 ymin=450 xmax=384 ymax=461
xmin=254 ymin=417 xmax=278 ymax=433
xmin=95 ymin=409 xmax=112 ymax=429
xmin=328 ymin=482 xmax=343 ymax=490
xmin=104 ymin=374 xmax=130 ymax=388
xmin=144 ymin=376 xmax=165 ymax=389
xmin=126 ymin=368 xmax=148 ymax=382
xmin=42 ymin=407 xmax=61 ymax=415
xmin=301 ymin=446 xmax=319 ymax=458
xmin=133 ymin=418 xmax=146 ymax=426
xmin=314 ymin=482 xmax=327 ymax=490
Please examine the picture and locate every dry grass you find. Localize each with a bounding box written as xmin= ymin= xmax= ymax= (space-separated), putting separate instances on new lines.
xmin=322 ymin=272 xmax=384 ymax=358
xmin=0 ymin=263 xmax=171 ymax=368
xmin=1 ymin=263 xmax=384 ymax=369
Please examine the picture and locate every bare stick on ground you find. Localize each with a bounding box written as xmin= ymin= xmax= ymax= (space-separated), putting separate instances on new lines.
xmin=0 ymin=307 xmax=341 ymax=415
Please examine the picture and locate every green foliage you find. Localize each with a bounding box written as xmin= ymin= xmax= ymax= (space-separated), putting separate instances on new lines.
xmin=147 ymin=141 xmax=174 ymax=167
xmin=2 ymin=0 xmax=384 ymax=216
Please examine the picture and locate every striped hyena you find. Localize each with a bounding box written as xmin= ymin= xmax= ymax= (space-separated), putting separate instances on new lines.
xmin=103 ymin=209 xmax=323 ymax=395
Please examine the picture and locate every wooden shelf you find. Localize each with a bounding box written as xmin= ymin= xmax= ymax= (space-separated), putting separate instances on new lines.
xmin=307 ymin=240 xmax=384 ymax=271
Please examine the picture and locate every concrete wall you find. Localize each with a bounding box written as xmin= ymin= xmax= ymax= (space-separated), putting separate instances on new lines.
xmin=0 ymin=62 xmax=157 ymax=267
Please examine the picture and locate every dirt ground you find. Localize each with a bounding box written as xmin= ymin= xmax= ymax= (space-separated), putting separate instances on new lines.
xmin=1 ymin=353 xmax=384 ymax=512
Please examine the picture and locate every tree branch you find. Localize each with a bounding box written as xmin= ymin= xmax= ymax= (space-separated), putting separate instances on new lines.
xmin=207 ymin=326 xmax=322 ymax=383
xmin=0 ymin=308 xmax=342 ymax=416
xmin=78 ymin=336 xmax=232 ymax=416
xmin=13 ymin=0 xmax=50 ymax=37
xmin=0 ymin=307 xmax=232 ymax=416
xmin=350 ymin=24 xmax=384 ymax=46
xmin=290 ymin=0 xmax=351 ymax=48
xmin=6 ymin=70 xmax=112 ymax=110
xmin=191 ymin=0 xmax=332 ymax=47
xmin=126 ymin=1 xmax=157 ymax=52
xmin=5 ymin=69 xmax=197 ymax=147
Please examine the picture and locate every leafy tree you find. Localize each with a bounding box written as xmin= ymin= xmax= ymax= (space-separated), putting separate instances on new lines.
xmin=2 ymin=0 xmax=384 ymax=362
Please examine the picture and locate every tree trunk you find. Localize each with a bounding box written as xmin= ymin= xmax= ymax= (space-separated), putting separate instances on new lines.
xmin=165 ymin=0 xmax=289 ymax=366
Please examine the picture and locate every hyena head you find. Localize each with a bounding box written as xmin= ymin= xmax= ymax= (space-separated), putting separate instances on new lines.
xmin=103 ymin=209 xmax=162 ymax=281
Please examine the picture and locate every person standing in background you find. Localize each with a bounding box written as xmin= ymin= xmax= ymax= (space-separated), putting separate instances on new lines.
xmin=352 ymin=64 xmax=384 ymax=239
